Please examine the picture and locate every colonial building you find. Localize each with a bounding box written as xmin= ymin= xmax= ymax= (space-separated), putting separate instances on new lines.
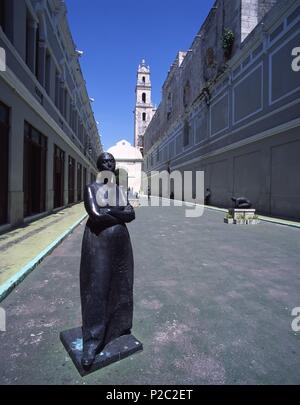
xmin=144 ymin=0 xmax=300 ymax=220
xmin=108 ymin=140 xmax=143 ymax=195
xmin=134 ymin=59 xmax=156 ymax=155
xmin=0 ymin=0 xmax=102 ymax=231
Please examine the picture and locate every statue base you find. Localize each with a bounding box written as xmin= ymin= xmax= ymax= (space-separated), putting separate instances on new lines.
xmin=60 ymin=327 xmax=143 ymax=376
xmin=128 ymin=198 xmax=140 ymax=208
xmin=225 ymin=208 xmax=259 ymax=225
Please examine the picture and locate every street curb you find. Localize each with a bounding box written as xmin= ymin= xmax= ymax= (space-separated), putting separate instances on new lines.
xmin=203 ymin=205 xmax=300 ymax=229
xmin=151 ymin=197 xmax=300 ymax=229
xmin=0 ymin=214 xmax=87 ymax=303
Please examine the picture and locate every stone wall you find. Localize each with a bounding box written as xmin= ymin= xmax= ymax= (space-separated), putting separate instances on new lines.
xmin=241 ymin=0 xmax=278 ymax=41
xmin=144 ymin=0 xmax=280 ymax=153
xmin=144 ymin=0 xmax=239 ymax=151
xmin=143 ymin=0 xmax=300 ymax=219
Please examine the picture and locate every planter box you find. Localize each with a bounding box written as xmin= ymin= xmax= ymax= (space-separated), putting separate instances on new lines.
xmin=234 ymin=219 xmax=260 ymax=225
xmin=247 ymin=219 xmax=260 ymax=225
xmin=234 ymin=219 xmax=246 ymax=225
xmin=225 ymin=209 xmax=260 ymax=225
xmin=229 ymin=208 xmax=256 ymax=221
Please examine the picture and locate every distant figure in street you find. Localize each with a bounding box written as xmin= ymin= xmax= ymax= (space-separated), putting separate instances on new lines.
xmin=147 ymin=186 xmax=151 ymax=200
xmin=205 ymin=188 xmax=211 ymax=205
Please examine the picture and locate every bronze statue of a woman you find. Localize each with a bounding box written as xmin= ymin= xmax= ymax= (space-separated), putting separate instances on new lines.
xmin=80 ymin=152 xmax=135 ymax=369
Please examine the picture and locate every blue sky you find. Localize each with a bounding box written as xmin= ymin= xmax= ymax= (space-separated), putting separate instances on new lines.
xmin=65 ymin=0 xmax=215 ymax=151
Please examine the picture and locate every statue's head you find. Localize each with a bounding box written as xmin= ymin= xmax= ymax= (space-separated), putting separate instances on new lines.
xmin=97 ymin=152 xmax=116 ymax=173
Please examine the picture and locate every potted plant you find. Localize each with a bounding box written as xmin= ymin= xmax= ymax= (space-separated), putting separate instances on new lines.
xmin=248 ymin=214 xmax=260 ymax=225
xmin=222 ymin=28 xmax=235 ymax=60
xmin=224 ymin=212 xmax=234 ymax=224
xmin=234 ymin=214 xmax=245 ymax=225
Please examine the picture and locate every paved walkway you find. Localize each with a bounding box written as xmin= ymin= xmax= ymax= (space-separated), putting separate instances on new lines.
xmin=0 ymin=204 xmax=86 ymax=300
xmin=0 ymin=204 xmax=300 ymax=384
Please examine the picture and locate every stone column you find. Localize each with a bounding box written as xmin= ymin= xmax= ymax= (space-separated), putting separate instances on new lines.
xmin=12 ymin=0 xmax=27 ymax=61
xmin=8 ymin=105 xmax=24 ymax=226
xmin=64 ymin=90 xmax=69 ymax=122
xmin=45 ymin=51 xmax=53 ymax=97
xmin=74 ymin=160 xmax=78 ymax=203
xmin=37 ymin=39 xmax=46 ymax=87
xmin=71 ymin=108 xmax=75 ymax=133
xmin=26 ymin=20 xmax=38 ymax=74
xmin=46 ymin=140 xmax=54 ymax=212
xmin=64 ymin=154 xmax=69 ymax=206
xmin=59 ymin=81 xmax=65 ymax=116
xmin=48 ymin=57 xmax=56 ymax=102
xmin=74 ymin=111 xmax=78 ymax=137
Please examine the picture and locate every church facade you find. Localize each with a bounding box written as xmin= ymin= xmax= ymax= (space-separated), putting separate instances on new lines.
xmin=143 ymin=0 xmax=300 ymax=220
xmin=108 ymin=140 xmax=143 ymax=195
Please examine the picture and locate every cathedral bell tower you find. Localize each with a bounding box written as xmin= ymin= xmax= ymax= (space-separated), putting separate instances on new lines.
xmin=134 ymin=59 xmax=155 ymax=156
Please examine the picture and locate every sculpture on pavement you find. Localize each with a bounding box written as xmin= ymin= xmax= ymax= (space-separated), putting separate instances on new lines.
xmin=231 ymin=196 xmax=252 ymax=209
xmin=79 ymin=152 xmax=136 ymax=369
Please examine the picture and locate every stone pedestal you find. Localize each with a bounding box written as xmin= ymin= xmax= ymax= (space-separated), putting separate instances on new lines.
xmin=229 ymin=208 xmax=256 ymax=220
xmin=129 ymin=198 xmax=140 ymax=208
xmin=224 ymin=209 xmax=260 ymax=224
xmin=60 ymin=327 xmax=143 ymax=377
